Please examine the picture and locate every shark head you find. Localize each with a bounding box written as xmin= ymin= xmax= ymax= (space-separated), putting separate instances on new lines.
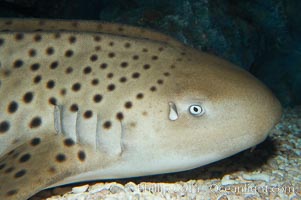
xmin=115 ymin=50 xmax=282 ymax=177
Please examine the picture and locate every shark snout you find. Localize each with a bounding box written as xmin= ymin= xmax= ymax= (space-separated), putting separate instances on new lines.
xmin=240 ymin=77 xmax=282 ymax=143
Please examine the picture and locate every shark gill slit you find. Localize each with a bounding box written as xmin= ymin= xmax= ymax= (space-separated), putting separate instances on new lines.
xmin=96 ymin=113 xmax=102 ymax=151
xmin=54 ymin=105 xmax=62 ymax=134
xmin=73 ymin=108 xmax=80 ymax=143
xmin=56 ymin=103 xmax=123 ymax=152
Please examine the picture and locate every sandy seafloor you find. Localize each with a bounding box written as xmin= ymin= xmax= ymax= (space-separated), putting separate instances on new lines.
xmin=30 ymin=107 xmax=301 ymax=200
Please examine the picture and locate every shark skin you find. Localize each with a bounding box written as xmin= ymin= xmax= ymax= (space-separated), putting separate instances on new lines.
xmin=0 ymin=18 xmax=282 ymax=200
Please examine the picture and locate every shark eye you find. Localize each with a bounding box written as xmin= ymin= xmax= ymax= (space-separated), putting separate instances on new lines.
xmin=189 ymin=105 xmax=204 ymax=116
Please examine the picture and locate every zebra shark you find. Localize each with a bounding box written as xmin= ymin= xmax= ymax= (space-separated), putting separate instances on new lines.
xmin=0 ymin=18 xmax=282 ymax=199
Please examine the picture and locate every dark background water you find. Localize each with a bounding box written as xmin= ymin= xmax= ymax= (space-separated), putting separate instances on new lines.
xmin=0 ymin=0 xmax=300 ymax=107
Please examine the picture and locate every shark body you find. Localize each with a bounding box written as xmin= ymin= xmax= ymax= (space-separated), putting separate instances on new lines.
xmin=0 ymin=19 xmax=282 ymax=199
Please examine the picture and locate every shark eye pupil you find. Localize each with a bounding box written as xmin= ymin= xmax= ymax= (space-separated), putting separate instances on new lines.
xmin=189 ymin=105 xmax=204 ymax=116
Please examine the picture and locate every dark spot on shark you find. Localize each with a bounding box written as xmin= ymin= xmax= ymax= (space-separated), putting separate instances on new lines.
xmin=54 ymin=32 xmax=61 ymax=39
xmin=132 ymin=72 xmax=140 ymax=79
xmin=60 ymin=89 xmax=67 ymax=96
xmin=120 ymin=62 xmax=128 ymax=68
xmin=83 ymin=66 xmax=92 ymax=74
xmin=0 ymin=163 xmax=6 ymax=170
xmin=170 ymin=64 xmax=176 ymax=69
xmin=72 ymin=83 xmax=81 ymax=91
xmin=94 ymin=36 xmax=101 ymax=42
xmin=0 ymin=121 xmax=10 ymax=133
xmin=64 ymin=138 xmax=75 ymax=147
xmin=107 ymin=84 xmax=115 ymax=91
xmin=30 ymin=63 xmax=40 ymax=71
xmin=0 ymin=38 xmax=4 ymax=46
xmin=124 ymin=42 xmax=131 ymax=48
xmin=46 ymin=47 xmax=55 ymax=55
xmin=78 ymin=151 xmax=86 ymax=161
xmin=23 ymin=92 xmax=34 ymax=103
xmin=7 ymin=101 xmax=18 ymax=113
xmin=33 ymin=34 xmax=42 ymax=42
xmin=65 ymin=67 xmax=73 ymax=74
xmin=91 ymin=79 xmax=99 ymax=85
xmin=69 ymin=36 xmax=76 ymax=44
xmin=33 ymin=75 xmax=42 ymax=84
xmin=90 ymin=55 xmax=98 ymax=62
xmin=56 ymin=154 xmax=66 ymax=162
xmin=116 ymin=112 xmax=124 ymax=120
xmin=107 ymin=73 xmax=113 ymax=79
xmin=100 ymin=63 xmax=107 ymax=69
xmin=130 ymin=122 xmax=136 ymax=128
xmin=125 ymin=101 xmax=132 ymax=109
xmin=30 ymin=137 xmax=41 ymax=146
xmin=19 ymin=154 xmax=31 ymax=163
xmin=13 ymin=59 xmax=23 ymax=68
xmin=136 ymin=93 xmax=144 ymax=99
xmin=119 ymin=77 xmax=127 ymax=83
xmin=108 ymin=52 xmax=115 ymax=58
xmin=15 ymin=33 xmax=24 ymax=40
xmin=65 ymin=50 xmax=74 ymax=57
xmin=164 ymin=72 xmax=170 ymax=76
xmin=46 ymin=80 xmax=55 ymax=89
xmin=6 ymin=189 xmax=18 ymax=197
xmin=93 ymin=94 xmax=102 ymax=103
xmin=14 ymin=169 xmax=26 ymax=178
xmin=143 ymin=64 xmax=150 ymax=70
xmin=50 ymin=61 xmax=59 ymax=69
xmin=150 ymin=86 xmax=157 ymax=92
xmin=28 ymin=49 xmax=37 ymax=57
xmin=84 ymin=110 xmax=93 ymax=119
xmin=29 ymin=117 xmax=42 ymax=128
xmin=152 ymin=55 xmax=158 ymax=60
xmin=49 ymin=97 xmax=57 ymax=105
xmin=132 ymin=55 xmax=139 ymax=60
xmin=70 ymin=104 xmax=78 ymax=112
xmin=48 ymin=166 xmax=56 ymax=174
xmin=103 ymin=121 xmax=112 ymax=129
xmin=95 ymin=45 xmax=101 ymax=51
xmin=3 ymin=69 xmax=11 ymax=76
xmin=157 ymin=79 xmax=163 ymax=84
xmin=5 ymin=167 xmax=14 ymax=173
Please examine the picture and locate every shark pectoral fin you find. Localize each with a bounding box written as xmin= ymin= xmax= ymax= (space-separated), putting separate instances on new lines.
xmin=0 ymin=133 xmax=107 ymax=200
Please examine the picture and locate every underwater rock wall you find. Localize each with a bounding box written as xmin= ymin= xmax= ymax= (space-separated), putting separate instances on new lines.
xmin=0 ymin=0 xmax=300 ymax=106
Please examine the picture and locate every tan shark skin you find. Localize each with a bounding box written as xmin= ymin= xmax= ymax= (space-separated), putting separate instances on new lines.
xmin=0 ymin=19 xmax=282 ymax=199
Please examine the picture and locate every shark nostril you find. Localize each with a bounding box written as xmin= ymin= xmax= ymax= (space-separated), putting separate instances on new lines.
xmin=168 ymin=102 xmax=178 ymax=121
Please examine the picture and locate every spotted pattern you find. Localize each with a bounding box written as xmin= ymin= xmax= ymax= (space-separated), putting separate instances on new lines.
xmin=0 ymin=20 xmax=181 ymax=199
